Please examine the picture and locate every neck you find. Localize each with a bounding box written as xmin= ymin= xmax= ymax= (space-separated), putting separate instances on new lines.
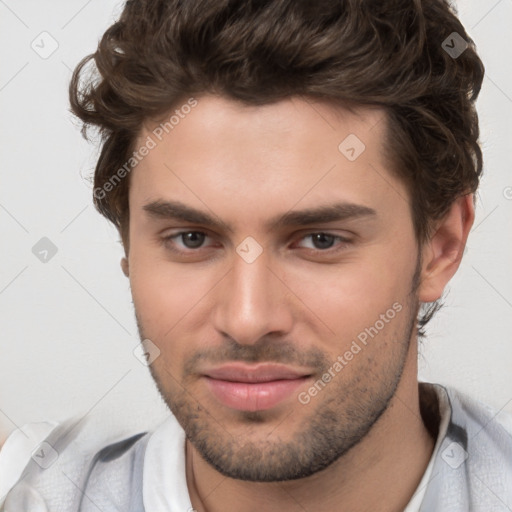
xmin=185 ymin=350 xmax=436 ymax=512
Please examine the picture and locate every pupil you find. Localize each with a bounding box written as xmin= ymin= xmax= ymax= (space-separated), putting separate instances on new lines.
xmin=183 ymin=232 xmax=205 ymax=248
xmin=313 ymin=233 xmax=334 ymax=249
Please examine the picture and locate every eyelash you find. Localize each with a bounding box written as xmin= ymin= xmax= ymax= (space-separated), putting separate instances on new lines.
xmin=161 ymin=230 xmax=352 ymax=255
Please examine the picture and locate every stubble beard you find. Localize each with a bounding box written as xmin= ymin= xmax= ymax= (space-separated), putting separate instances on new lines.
xmin=137 ymin=291 xmax=418 ymax=482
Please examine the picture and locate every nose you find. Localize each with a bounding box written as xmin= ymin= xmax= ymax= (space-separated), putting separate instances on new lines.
xmin=212 ymin=250 xmax=294 ymax=345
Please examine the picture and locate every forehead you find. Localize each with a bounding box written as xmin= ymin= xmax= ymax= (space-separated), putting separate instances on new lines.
xmin=128 ymin=95 xmax=407 ymax=228
xmin=139 ymin=95 xmax=385 ymax=158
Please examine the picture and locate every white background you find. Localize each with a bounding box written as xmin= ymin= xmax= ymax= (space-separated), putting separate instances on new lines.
xmin=1 ymin=0 xmax=511 ymax=443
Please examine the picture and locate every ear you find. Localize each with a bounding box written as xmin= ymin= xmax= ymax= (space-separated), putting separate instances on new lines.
xmin=418 ymin=194 xmax=474 ymax=303
xmin=121 ymin=257 xmax=129 ymax=277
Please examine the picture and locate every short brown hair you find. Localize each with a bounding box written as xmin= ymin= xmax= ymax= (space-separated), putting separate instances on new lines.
xmin=69 ymin=0 xmax=484 ymax=333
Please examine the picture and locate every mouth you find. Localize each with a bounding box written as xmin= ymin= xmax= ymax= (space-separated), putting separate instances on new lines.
xmin=202 ymin=363 xmax=312 ymax=412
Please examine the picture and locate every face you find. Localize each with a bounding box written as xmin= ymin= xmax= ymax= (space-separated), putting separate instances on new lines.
xmin=127 ymin=95 xmax=421 ymax=481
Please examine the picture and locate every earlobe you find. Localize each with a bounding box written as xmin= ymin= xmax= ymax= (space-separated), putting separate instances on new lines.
xmin=121 ymin=257 xmax=129 ymax=277
xmin=418 ymin=194 xmax=475 ymax=303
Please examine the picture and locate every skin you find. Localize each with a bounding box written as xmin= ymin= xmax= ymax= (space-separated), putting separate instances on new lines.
xmin=122 ymin=95 xmax=474 ymax=512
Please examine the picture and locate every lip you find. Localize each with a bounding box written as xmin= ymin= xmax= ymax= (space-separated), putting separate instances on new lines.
xmin=202 ymin=363 xmax=311 ymax=412
xmin=204 ymin=363 xmax=310 ymax=382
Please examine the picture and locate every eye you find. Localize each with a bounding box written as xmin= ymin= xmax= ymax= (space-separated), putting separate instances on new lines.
xmin=161 ymin=230 xmax=352 ymax=256
xmin=162 ymin=231 xmax=212 ymax=251
xmin=296 ymin=232 xmax=351 ymax=251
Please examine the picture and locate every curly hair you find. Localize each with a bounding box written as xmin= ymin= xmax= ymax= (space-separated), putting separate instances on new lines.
xmin=69 ymin=0 xmax=484 ymax=336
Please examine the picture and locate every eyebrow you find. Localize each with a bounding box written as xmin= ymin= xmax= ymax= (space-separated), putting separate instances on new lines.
xmin=142 ymin=199 xmax=376 ymax=232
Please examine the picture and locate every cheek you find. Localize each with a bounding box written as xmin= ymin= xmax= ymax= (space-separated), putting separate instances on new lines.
xmin=287 ymin=252 xmax=413 ymax=342
xmin=129 ymin=247 xmax=213 ymax=338
xmin=130 ymin=267 xmax=208 ymax=381
xmin=133 ymin=277 xmax=202 ymax=333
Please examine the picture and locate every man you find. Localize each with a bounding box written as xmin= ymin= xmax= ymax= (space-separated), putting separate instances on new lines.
xmin=2 ymin=0 xmax=511 ymax=510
